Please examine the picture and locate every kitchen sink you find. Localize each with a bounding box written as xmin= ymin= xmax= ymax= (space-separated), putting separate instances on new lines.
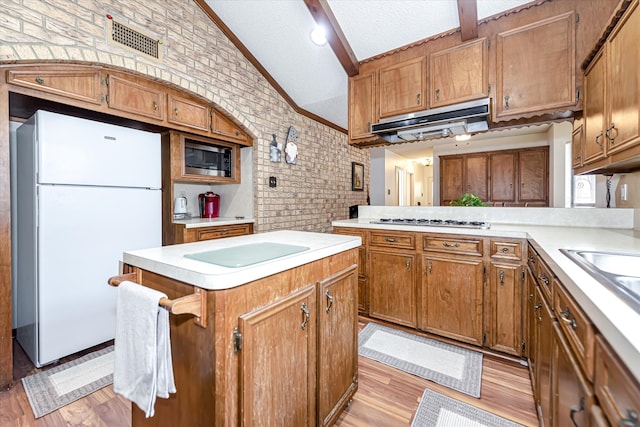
xmin=560 ymin=249 xmax=640 ymax=314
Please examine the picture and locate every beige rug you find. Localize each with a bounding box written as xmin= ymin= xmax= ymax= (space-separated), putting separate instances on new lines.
xmin=21 ymin=345 xmax=114 ymax=418
xmin=358 ymin=323 xmax=482 ymax=397
xmin=411 ymin=389 xmax=524 ymax=427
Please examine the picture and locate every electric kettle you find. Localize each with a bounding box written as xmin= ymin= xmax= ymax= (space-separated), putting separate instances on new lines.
xmin=174 ymin=196 xmax=188 ymax=214
xmin=198 ymin=192 xmax=220 ymax=218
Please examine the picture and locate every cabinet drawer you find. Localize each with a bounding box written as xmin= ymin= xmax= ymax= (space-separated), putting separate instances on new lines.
xmin=534 ymin=255 xmax=553 ymax=301
xmin=422 ymin=235 xmax=483 ymax=256
xmin=527 ymin=245 xmax=539 ymax=276
xmin=490 ymin=240 xmax=523 ymax=261
xmin=369 ymin=231 xmax=415 ymax=250
xmin=333 ymin=227 xmax=367 ymax=244
xmin=7 ymin=69 xmax=103 ymax=105
xmin=196 ymin=224 xmax=252 ymax=241
xmin=594 ymin=335 xmax=640 ymax=427
xmin=553 ymin=280 xmax=595 ymax=381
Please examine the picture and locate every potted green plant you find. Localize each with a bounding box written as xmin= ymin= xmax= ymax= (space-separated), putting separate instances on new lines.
xmin=450 ymin=193 xmax=488 ymax=206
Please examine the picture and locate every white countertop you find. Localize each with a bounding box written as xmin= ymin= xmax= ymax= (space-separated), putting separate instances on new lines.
xmin=333 ymin=218 xmax=640 ymax=383
xmin=123 ymin=230 xmax=361 ymax=290
xmin=173 ymin=217 xmax=255 ymax=228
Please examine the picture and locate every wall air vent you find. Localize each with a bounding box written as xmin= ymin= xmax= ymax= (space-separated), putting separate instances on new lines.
xmin=110 ymin=19 xmax=161 ymax=59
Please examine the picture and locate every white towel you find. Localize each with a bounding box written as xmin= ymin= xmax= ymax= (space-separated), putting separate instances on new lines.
xmin=113 ymin=281 xmax=176 ymax=418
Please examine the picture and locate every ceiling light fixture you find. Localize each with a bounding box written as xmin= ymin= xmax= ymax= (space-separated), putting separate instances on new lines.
xmin=455 ymin=134 xmax=471 ymax=141
xmin=310 ymin=25 xmax=327 ymax=46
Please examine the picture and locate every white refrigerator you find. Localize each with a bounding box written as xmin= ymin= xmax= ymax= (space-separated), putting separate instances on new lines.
xmin=16 ymin=110 xmax=162 ymax=367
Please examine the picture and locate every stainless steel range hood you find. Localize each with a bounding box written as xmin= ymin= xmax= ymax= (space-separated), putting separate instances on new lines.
xmin=370 ymin=98 xmax=491 ymax=143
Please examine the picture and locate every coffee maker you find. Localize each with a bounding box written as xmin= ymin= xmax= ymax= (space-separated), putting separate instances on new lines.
xmin=198 ymin=192 xmax=220 ymax=218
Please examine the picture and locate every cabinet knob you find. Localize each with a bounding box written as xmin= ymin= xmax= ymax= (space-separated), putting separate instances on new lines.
xmin=174 ymin=107 xmax=179 ymax=116
xmin=406 ymin=258 xmax=411 ymax=272
xmin=501 ymin=247 xmax=509 ymax=253
xmin=416 ymin=93 xmax=421 ymax=105
xmin=152 ymin=101 xmax=158 ymax=112
xmin=427 ymin=261 xmax=432 ymax=275
xmin=619 ymin=409 xmax=638 ymax=427
xmin=499 ymin=270 xmax=505 ymax=286
xmin=35 ymin=77 xmax=44 ymax=84
xmin=435 ymin=88 xmax=440 ymax=101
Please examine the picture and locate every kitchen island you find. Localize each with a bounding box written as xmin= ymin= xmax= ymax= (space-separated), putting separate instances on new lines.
xmin=119 ymin=230 xmax=361 ymax=427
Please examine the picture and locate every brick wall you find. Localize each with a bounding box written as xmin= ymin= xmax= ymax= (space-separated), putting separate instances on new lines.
xmin=0 ymin=0 xmax=369 ymax=232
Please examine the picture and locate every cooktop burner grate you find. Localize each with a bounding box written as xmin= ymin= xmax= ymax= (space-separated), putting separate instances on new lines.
xmin=370 ymin=218 xmax=490 ymax=229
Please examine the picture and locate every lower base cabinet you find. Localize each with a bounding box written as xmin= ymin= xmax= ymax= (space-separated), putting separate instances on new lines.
xmin=535 ymin=285 xmax=553 ymax=427
xmin=486 ymin=262 xmax=523 ymax=355
xmin=420 ymin=255 xmax=483 ymax=346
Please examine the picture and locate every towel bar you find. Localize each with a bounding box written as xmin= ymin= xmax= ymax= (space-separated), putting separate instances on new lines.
xmin=108 ymin=273 xmax=207 ymax=328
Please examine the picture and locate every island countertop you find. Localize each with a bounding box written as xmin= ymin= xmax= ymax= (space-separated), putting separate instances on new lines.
xmin=123 ymin=230 xmax=361 ymax=290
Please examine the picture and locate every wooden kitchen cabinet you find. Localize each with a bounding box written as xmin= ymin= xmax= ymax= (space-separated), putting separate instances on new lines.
xmin=211 ymin=110 xmax=250 ymax=146
xmin=464 ymin=154 xmax=488 ymax=201
xmin=583 ymin=48 xmax=607 ymax=167
xmin=6 ymin=68 xmax=103 ymax=105
xmin=332 ymin=227 xmax=368 ymax=314
xmin=551 ymin=322 xmax=594 ymax=427
xmin=594 ymin=334 xmax=640 ymax=427
xmin=420 ymin=254 xmax=484 ymax=346
xmin=317 ymin=265 xmax=358 ymax=427
xmin=440 ymin=156 xmax=464 ymax=205
xmin=518 ymin=147 xmax=548 ymax=205
xmin=490 ymin=152 xmax=517 ymax=203
xmin=239 ymin=285 xmax=317 ymax=427
xmin=429 ymin=38 xmax=488 ymax=108
xmin=173 ymin=223 xmax=253 ymax=244
xmin=106 ymin=74 xmax=165 ymax=121
xmin=496 ymin=12 xmax=576 ymax=120
xmin=378 ymin=57 xmax=427 ymax=118
xmin=486 ymin=262 xmax=523 ymax=356
xmin=368 ymin=249 xmax=417 ymax=328
xmin=167 ymin=94 xmax=211 ymax=133
xmin=348 ymin=72 xmax=376 ymax=142
xmin=535 ymin=285 xmax=554 ymax=427
xmin=572 ymin=121 xmax=584 ymax=169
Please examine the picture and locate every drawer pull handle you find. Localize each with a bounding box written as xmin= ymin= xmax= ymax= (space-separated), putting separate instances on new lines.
xmin=569 ymin=397 xmax=585 ymax=427
xmin=606 ymin=123 xmax=618 ymax=144
xmin=528 ymin=256 xmax=536 ymax=263
xmin=300 ymin=303 xmax=310 ymax=330
xmin=384 ymin=237 xmax=397 ymax=243
xmin=619 ymin=409 xmax=638 ymax=427
xmin=537 ymin=273 xmax=549 ymax=285
xmin=442 ymin=242 xmax=460 ymax=248
xmin=501 ymin=247 xmax=509 ymax=253
xmin=560 ymin=308 xmax=577 ymax=330
xmin=595 ymin=131 xmax=603 ymax=148
xmin=325 ymin=290 xmax=334 ymax=313
xmin=35 ymin=77 xmax=45 ymax=84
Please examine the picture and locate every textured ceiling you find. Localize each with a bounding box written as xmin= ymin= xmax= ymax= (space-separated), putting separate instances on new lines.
xmin=206 ymin=0 xmax=534 ymax=131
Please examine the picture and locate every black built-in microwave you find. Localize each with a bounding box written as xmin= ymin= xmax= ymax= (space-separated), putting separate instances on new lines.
xmin=184 ymin=139 xmax=232 ymax=177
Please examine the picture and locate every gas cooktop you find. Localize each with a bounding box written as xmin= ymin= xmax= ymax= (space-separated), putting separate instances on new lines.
xmin=369 ymin=218 xmax=491 ymax=229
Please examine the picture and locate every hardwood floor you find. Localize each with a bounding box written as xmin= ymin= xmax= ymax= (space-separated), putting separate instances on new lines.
xmin=0 ymin=319 xmax=538 ymax=426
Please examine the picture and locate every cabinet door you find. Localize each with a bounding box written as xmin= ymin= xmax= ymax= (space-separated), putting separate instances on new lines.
xmin=496 ymin=12 xmax=575 ymax=118
xmin=518 ymin=148 xmax=548 ymax=204
xmin=605 ymin=1 xmax=640 ymax=155
xmin=239 ymin=285 xmax=316 ymax=427
xmin=583 ymin=48 xmax=607 ymax=165
xmin=368 ymin=250 xmax=417 ymax=327
xmin=107 ymin=74 xmax=165 ymax=121
xmin=490 ymin=152 xmax=517 ymax=203
xmin=572 ymin=122 xmax=584 ymax=169
xmin=429 ymin=38 xmax=488 ymax=108
xmin=378 ymin=57 xmax=426 ymax=118
xmin=317 ymin=265 xmax=358 ymax=427
xmin=487 ymin=263 xmax=523 ymax=356
xmin=552 ymin=323 xmax=594 ymax=427
xmin=464 ymin=154 xmax=488 ymax=201
xmin=421 ymin=255 xmax=483 ymax=346
xmin=349 ymin=72 xmax=376 ymax=140
xmin=535 ymin=286 xmax=553 ymax=427
xmin=167 ymin=94 xmax=210 ymax=132
xmin=7 ymin=69 xmax=103 ymax=105
xmin=440 ymin=156 xmax=463 ymax=205
xmin=211 ymin=110 xmax=249 ymax=145
xmin=525 ymin=267 xmax=538 ymax=373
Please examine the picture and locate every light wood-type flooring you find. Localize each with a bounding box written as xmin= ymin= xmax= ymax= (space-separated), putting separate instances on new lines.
xmin=0 ymin=318 xmax=538 ymax=426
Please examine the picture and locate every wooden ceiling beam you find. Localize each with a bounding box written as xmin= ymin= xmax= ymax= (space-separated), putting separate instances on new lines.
xmin=457 ymin=0 xmax=479 ymax=41
xmin=303 ymin=0 xmax=359 ymax=77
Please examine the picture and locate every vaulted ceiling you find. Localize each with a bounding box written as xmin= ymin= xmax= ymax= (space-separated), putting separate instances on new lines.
xmin=200 ymin=0 xmax=534 ymax=131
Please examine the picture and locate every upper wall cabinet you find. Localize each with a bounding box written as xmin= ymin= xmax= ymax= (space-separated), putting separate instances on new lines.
xmin=429 ymin=38 xmax=488 ymax=108
xmin=7 ymin=68 xmax=103 ymax=105
xmin=577 ymin=0 xmax=640 ymax=174
xmin=106 ymin=74 xmax=166 ymax=121
xmin=348 ymin=72 xmax=376 ymax=142
xmin=378 ymin=57 xmax=427 ymax=118
xmin=496 ymin=12 xmax=576 ymax=120
xmin=211 ymin=110 xmax=250 ymax=145
xmin=167 ymin=94 xmax=211 ymax=133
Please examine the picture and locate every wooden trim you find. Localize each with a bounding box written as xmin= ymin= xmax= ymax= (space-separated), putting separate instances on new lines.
xmin=192 ymin=0 xmax=347 ymax=134
xmin=0 ymin=68 xmax=11 ymax=388
xmin=457 ymin=0 xmax=479 ymax=41
xmin=303 ymin=0 xmax=359 ymax=77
